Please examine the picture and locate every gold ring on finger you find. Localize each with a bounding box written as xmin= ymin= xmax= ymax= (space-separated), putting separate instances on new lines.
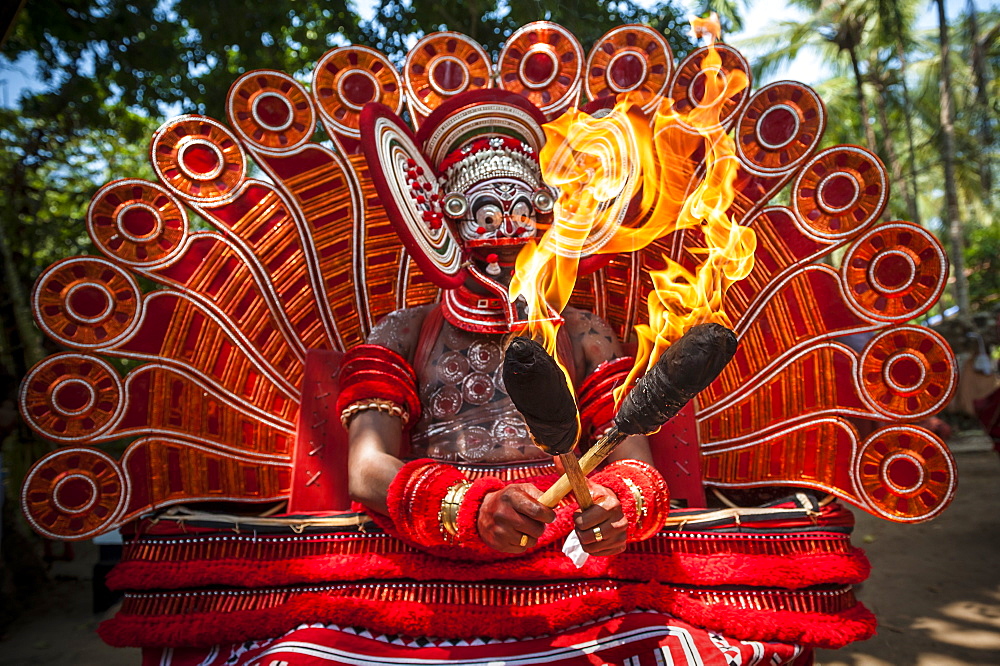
xmin=519 ymin=534 xmax=529 ymax=547
xmin=593 ymin=526 xmax=603 ymax=542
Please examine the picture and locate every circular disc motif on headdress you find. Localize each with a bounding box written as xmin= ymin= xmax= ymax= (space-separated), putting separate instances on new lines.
xmin=416 ymin=89 xmax=548 ymax=170
xmin=151 ymin=116 xmax=246 ymax=204
xmin=360 ymin=104 xmax=465 ymax=289
xmin=313 ymin=46 xmax=403 ymax=140
xmin=404 ymin=31 xmax=493 ymax=124
xmin=497 ymin=21 xmax=584 ymax=120
xmin=227 ymin=70 xmax=316 ymax=153
xmin=585 ymin=24 xmax=674 ymax=114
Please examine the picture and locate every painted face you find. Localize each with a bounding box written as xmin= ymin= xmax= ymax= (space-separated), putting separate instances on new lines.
xmin=457 ymin=178 xmax=537 ymax=247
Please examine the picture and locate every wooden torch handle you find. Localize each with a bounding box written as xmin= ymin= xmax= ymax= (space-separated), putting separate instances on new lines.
xmin=557 ymin=452 xmax=593 ymax=510
xmin=539 ymin=427 xmax=627 ymax=508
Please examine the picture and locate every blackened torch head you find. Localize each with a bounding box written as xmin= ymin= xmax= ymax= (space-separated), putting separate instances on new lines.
xmin=502 ymin=337 xmax=580 ymax=455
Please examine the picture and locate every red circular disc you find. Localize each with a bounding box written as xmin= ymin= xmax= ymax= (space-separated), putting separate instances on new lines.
xmin=21 ymin=353 xmax=123 ymax=441
xmin=151 ymin=116 xmax=246 ymax=203
xmin=404 ymin=32 xmax=492 ymax=122
xmin=87 ymin=179 xmax=188 ymax=267
xmin=669 ymin=44 xmax=750 ymax=129
xmin=33 ymin=257 xmax=141 ymax=349
xmin=227 ymin=70 xmax=316 ymax=152
xmin=313 ymin=46 xmax=403 ymax=139
xmin=736 ymin=81 xmax=826 ymax=175
xmin=858 ymin=326 xmax=956 ymax=418
xmin=855 ymin=426 xmax=955 ymax=522
xmin=498 ymin=22 xmax=584 ymax=119
xmin=792 ymin=146 xmax=887 ymax=240
xmin=21 ymin=447 xmax=128 ymax=540
xmin=842 ymin=222 xmax=947 ymax=321
xmin=585 ymin=24 xmax=673 ymax=112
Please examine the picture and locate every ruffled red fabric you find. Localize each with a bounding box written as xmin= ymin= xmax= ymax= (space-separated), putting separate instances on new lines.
xmin=593 ymin=459 xmax=670 ymax=541
xmin=107 ymin=534 xmax=871 ymax=593
xmin=98 ymin=580 xmax=876 ymax=650
xmin=577 ymin=357 xmax=633 ymax=441
xmin=662 ymin=589 xmax=877 ymax=649
xmin=385 ymin=459 xmax=465 ymax=547
xmin=336 ymin=344 xmax=422 ymax=426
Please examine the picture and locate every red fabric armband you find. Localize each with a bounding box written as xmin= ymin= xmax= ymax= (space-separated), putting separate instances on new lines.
xmin=577 ymin=357 xmax=633 ymax=442
xmin=337 ymin=344 xmax=422 ymax=427
xmin=593 ymin=459 xmax=670 ymax=542
xmin=374 ymin=463 xmax=579 ymax=560
xmin=385 ymin=459 xmax=467 ymax=548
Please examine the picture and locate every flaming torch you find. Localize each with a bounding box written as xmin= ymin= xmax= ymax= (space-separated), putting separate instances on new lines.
xmin=503 ymin=337 xmax=594 ymax=509
xmin=504 ymin=17 xmax=750 ymax=504
xmin=509 ymin=15 xmax=753 ymax=402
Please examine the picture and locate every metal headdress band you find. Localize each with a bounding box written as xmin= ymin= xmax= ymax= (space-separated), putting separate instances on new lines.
xmin=443 ymin=140 xmax=541 ymax=195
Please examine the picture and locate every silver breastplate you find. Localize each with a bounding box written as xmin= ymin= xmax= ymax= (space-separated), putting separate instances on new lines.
xmin=409 ymin=323 xmax=547 ymax=464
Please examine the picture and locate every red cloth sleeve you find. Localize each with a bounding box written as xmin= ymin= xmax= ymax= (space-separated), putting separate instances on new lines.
xmin=592 ymin=459 xmax=670 ymax=542
xmin=577 ymin=357 xmax=633 ymax=443
xmin=337 ymin=344 xmax=422 ymax=427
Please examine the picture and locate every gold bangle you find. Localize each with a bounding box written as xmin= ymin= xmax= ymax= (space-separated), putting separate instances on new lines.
xmin=439 ymin=480 xmax=472 ymax=539
xmin=340 ymin=399 xmax=409 ymax=429
xmin=621 ymin=476 xmax=646 ymax=529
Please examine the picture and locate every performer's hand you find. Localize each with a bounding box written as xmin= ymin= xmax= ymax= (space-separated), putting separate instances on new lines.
xmin=478 ymin=483 xmax=556 ymax=553
xmin=574 ymin=482 xmax=628 ymax=557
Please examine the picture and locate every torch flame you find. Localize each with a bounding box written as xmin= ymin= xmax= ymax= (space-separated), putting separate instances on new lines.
xmin=510 ymin=14 xmax=754 ymax=403
xmin=691 ymin=12 xmax=723 ymax=43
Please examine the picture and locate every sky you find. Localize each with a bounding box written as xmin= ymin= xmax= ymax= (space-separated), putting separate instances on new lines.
xmin=0 ymin=0 xmax=997 ymax=107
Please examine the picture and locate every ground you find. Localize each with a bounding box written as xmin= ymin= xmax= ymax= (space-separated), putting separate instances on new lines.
xmin=0 ymin=435 xmax=997 ymax=665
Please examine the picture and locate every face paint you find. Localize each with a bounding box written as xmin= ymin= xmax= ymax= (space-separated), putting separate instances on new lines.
xmin=458 ymin=178 xmax=537 ymax=245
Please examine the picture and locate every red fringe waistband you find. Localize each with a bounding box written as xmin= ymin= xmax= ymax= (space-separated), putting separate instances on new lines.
xmin=107 ymin=528 xmax=869 ymax=592
xmin=99 ymin=579 xmax=875 ymax=650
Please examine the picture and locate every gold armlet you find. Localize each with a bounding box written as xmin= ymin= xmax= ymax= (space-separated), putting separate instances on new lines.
xmin=439 ymin=480 xmax=472 ymax=539
xmin=621 ymin=476 xmax=646 ymax=528
xmin=340 ymin=399 xmax=409 ymax=429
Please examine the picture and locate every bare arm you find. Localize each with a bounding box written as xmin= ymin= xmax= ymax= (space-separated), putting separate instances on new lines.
xmin=606 ymin=433 xmax=654 ymax=465
xmin=347 ymin=410 xmax=405 ymax=516
xmin=345 ymin=306 xmax=429 ymax=515
xmin=348 ymin=410 xmax=555 ymax=548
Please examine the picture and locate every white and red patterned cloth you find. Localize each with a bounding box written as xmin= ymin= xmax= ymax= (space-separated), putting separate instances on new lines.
xmin=144 ymin=612 xmax=812 ymax=666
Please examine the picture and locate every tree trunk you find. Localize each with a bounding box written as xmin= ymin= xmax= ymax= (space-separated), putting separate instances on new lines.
xmin=966 ymin=0 xmax=994 ymax=197
xmin=937 ymin=0 xmax=970 ymax=314
xmin=1 ymin=128 xmax=47 ymax=372
xmin=878 ymin=0 xmax=923 ymax=224
xmin=0 ymin=219 xmax=45 ymax=371
xmin=892 ymin=40 xmax=922 ymax=225
xmin=846 ymin=46 xmax=879 ymax=154
xmin=872 ymin=77 xmax=915 ymax=221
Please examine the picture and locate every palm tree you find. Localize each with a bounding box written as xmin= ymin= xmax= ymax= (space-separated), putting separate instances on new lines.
xmin=868 ymin=53 xmax=919 ymax=221
xmin=936 ymin=0 xmax=970 ymax=314
xmin=744 ymin=0 xmax=880 ymax=153
xmin=963 ymin=0 xmax=997 ymax=199
xmin=872 ymin=0 xmax=923 ymax=224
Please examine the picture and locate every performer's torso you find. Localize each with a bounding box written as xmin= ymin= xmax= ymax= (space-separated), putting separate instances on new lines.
xmin=409 ymin=320 xmax=547 ymax=464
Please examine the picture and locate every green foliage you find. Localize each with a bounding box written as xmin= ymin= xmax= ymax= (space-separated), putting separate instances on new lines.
xmin=749 ymin=1 xmax=998 ymax=315
xmin=5 ymin=0 xmax=363 ymax=118
xmin=362 ymin=0 xmax=694 ymax=62
xmin=0 ymin=102 xmax=156 ymax=274
xmin=966 ymin=221 xmax=1000 ymax=313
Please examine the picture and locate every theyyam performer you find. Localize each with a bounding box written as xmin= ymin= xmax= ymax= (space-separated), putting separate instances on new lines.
xmin=18 ymin=16 xmax=958 ymax=666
